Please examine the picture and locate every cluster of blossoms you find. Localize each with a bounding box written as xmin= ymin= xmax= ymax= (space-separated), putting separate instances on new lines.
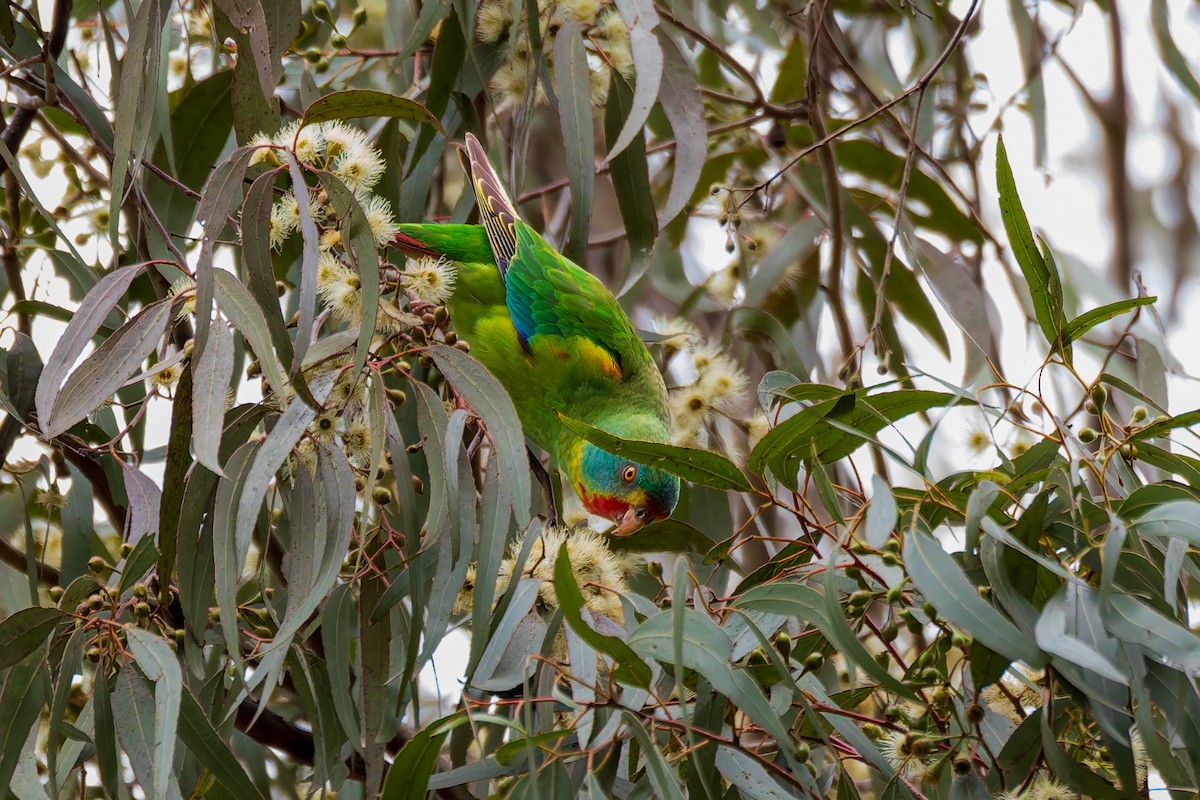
xmin=247 ymin=120 xmax=459 ymax=329
xmin=651 ymin=316 xmax=751 ymax=452
xmin=455 ymin=525 xmax=631 ymax=627
xmin=238 ymin=122 xmax=462 ymax=488
xmin=476 ymin=0 xmax=633 ymax=109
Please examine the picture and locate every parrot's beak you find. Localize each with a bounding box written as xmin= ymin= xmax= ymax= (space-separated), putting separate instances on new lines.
xmin=611 ymin=506 xmax=653 ymax=537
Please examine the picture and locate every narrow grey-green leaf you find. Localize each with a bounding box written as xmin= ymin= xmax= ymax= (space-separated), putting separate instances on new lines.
xmin=904 ymin=528 xmax=1044 ymax=666
xmin=213 ymin=268 xmax=288 ymax=398
xmin=113 ymin=667 xmax=182 ymax=800
xmin=605 ymin=0 xmax=662 ymax=161
xmin=556 ymin=410 xmax=753 ymax=492
xmin=430 ymin=345 xmax=531 ymax=524
xmin=193 ymin=147 xmax=255 ymax=358
xmin=44 ymin=300 xmax=173 ymax=438
xmin=864 ymin=474 xmax=896 ymax=549
xmin=193 ymin=317 xmax=235 ymax=475
xmin=36 ymin=262 xmax=148 ymax=427
xmin=554 ymin=22 xmax=595 ymax=262
xmin=126 ymin=629 xmax=182 ymax=800
xmin=0 ymin=607 xmax=65 ymax=669
xmin=656 ymin=32 xmax=705 ymax=225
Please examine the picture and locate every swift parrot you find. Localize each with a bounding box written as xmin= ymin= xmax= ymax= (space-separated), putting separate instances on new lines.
xmin=392 ymin=134 xmax=679 ymax=535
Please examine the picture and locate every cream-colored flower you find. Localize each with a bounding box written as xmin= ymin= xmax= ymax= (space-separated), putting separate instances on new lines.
xmin=36 ymin=486 xmax=67 ymax=510
xmin=362 ymin=195 xmax=399 ymax=247
xmin=505 ymin=525 xmax=629 ymax=621
xmin=151 ymin=364 xmax=181 ymax=389
xmin=401 ymin=256 xmax=457 ymax=304
xmin=699 ymin=359 xmax=749 ymax=412
xmin=670 ymin=384 xmax=714 ymax=429
xmin=320 ymin=120 xmax=371 ymax=160
xmin=651 ymin=315 xmax=700 ymax=354
xmin=477 ymin=0 xmax=512 ymax=43
xmin=746 ymin=412 xmax=770 ymax=452
xmin=169 ymin=276 xmax=198 ymax=316
xmin=343 ymin=421 xmax=371 ymax=466
xmin=319 ymin=228 xmax=342 ymax=251
xmin=275 ymin=120 xmax=326 ymax=166
xmin=316 ymin=254 xmax=363 ymax=323
xmin=333 ymin=142 xmax=385 ymax=195
xmin=999 ymin=773 xmax=1074 ymax=800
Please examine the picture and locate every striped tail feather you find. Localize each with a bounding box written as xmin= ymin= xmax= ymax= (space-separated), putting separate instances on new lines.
xmin=461 ymin=133 xmax=519 ymax=277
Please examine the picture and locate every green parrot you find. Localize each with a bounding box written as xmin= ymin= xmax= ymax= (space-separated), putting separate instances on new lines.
xmin=391 ymin=133 xmax=679 ymax=536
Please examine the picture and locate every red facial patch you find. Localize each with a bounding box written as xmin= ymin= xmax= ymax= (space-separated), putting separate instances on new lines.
xmin=577 ymin=484 xmax=629 ymax=522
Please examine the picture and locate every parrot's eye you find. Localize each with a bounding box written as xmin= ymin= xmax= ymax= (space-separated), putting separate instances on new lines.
xmin=621 ymin=465 xmax=638 ymax=483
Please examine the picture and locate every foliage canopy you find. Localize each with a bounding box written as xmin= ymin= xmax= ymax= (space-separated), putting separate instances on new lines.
xmin=1 ymin=0 xmax=1200 ymax=798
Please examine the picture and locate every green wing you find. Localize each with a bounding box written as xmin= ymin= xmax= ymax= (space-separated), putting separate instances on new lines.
xmin=505 ymin=221 xmax=654 ymax=380
xmin=459 ymin=134 xmax=656 ymax=384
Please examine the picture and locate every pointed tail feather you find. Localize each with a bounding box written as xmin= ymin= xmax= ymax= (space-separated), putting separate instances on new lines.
xmin=461 ymin=133 xmax=519 ymax=276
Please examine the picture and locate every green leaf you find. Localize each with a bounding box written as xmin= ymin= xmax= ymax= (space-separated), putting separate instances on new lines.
xmin=750 ymin=389 xmax=969 ymax=480
xmin=628 ymin=608 xmax=793 ymax=748
xmin=604 ymin=71 xmax=657 ymax=263
xmin=1151 ymin=0 xmax=1200 ymax=104
xmin=1056 ymin=297 xmax=1156 ymax=349
xmin=44 ymin=299 xmax=172 ymax=438
xmin=603 ymin=518 xmax=712 ymax=554
xmin=192 ymin=317 xmax=235 ymax=475
xmin=0 ymin=642 xmax=46 ymax=792
xmin=0 ymin=607 xmax=63 ymax=669
xmin=656 ymin=32 xmax=706 ymax=226
xmin=904 ymin=528 xmax=1044 ymax=666
xmin=430 ymin=345 xmax=532 ymax=525
xmin=300 ymin=89 xmax=445 ymax=134
xmin=126 ymin=629 xmax=181 ymax=800
xmin=995 ymin=135 xmax=1063 ymax=352
xmin=864 ymin=474 xmax=896 ymax=549
xmin=113 ymin=667 xmax=182 ymax=800
xmin=556 ymin=410 xmax=753 ymax=492
xmin=178 ymin=687 xmax=265 ymax=799
xmin=35 ymin=262 xmax=149 ymax=428
xmin=554 ymin=542 xmax=652 ymax=687
xmin=554 ymin=22 xmax=595 ymax=262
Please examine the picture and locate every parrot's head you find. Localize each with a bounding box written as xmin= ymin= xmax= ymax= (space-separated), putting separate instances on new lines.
xmin=572 ymin=442 xmax=680 ymax=536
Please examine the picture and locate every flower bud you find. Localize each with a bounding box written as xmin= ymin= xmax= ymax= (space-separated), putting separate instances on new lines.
xmin=1077 ymin=427 xmax=1098 ymax=443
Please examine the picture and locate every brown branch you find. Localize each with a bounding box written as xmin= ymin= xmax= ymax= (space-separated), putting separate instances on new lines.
xmin=1101 ymin=1 xmax=1132 ymax=288
xmin=734 ymin=0 xmax=982 ymax=195
xmin=0 ymin=0 xmax=73 ymax=338
xmin=806 ymin=0 xmax=854 ymax=369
